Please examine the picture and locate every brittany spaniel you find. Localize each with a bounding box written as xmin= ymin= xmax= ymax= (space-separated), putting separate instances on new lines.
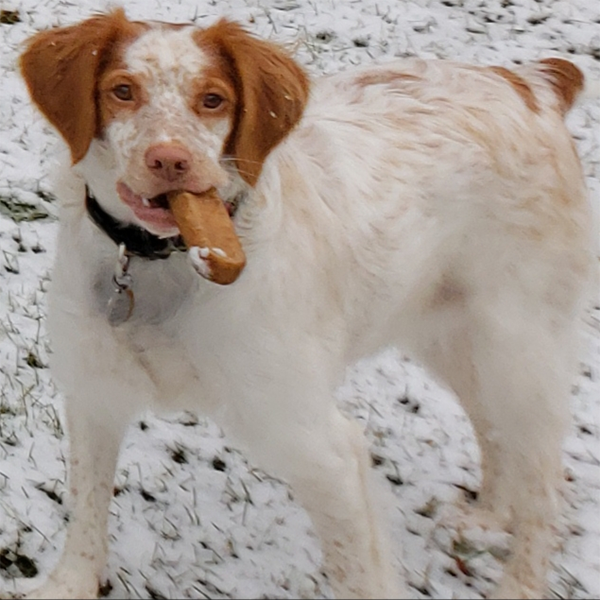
xmin=19 ymin=8 xmax=593 ymax=600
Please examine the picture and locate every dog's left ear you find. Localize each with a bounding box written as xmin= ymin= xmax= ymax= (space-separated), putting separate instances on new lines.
xmin=199 ymin=21 xmax=310 ymax=187
xmin=20 ymin=9 xmax=137 ymax=163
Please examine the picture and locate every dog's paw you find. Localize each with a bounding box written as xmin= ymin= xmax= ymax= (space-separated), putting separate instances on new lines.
xmin=442 ymin=496 xmax=510 ymax=534
xmin=23 ymin=573 xmax=99 ymax=600
xmin=0 ymin=591 xmax=25 ymax=599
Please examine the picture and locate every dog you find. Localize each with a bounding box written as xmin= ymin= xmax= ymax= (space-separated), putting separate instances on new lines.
xmin=19 ymin=8 xmax=594 ymax=599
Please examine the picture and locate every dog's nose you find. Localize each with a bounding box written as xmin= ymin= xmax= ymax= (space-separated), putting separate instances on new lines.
xmin=145 ymin=144 xmax=191 ymax=181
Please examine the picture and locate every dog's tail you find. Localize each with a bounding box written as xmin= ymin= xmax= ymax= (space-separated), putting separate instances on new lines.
xmin=534 ymin=58 xmax=585 ymax=115
xmin=530 ymin=57 xmax=600 ymax=117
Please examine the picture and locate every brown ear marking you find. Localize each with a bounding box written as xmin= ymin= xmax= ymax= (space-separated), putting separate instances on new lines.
xmin=197 ymin=21 xmax=310 ymax=187
xmin=19 ymin=9 xmax=144 ymax=163
xmin=489 ymin=66 xmax=539 ymax=113
xmin=537 ymin=58 xmax=584 ymax=115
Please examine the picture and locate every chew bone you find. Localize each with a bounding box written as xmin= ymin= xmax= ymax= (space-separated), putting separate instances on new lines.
xmin=167 ymin=189 xmax=246 ymax=285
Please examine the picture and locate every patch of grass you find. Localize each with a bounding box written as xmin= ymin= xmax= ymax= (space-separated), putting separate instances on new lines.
xmin=212 ymin=456 xmax=227 ymax=472
xmin=140 ymin=489 xmax=156 ymax=502
xmin=415 ymin=497 xmax=439 ymax=519
xmin=0 ymin=10 xmax=20 ymax=24
xmin=386 ymin=473 xmax=404 ymax=486
xmin=99 ymin=580 xmax=113 ymax=597
xmin=26 ymin=351 xmax=46 ymax=369
xmin=0 ymin=196 xmax=49 ymax=223
xmin=170 ymin=445 xmax=188 ymax=464
xmin=0 ymin=548 xmax=38 ymax=578
xmin=370 ymin=453 xmax=385 ymax=467
xmin=35 ymin=482 xmax=63 ymax=505
xmin=145 ymin=584 xmax=167 ymax=600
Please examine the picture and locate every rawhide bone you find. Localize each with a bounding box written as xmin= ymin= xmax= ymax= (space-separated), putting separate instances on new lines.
xmin=167 ymin=189 xmax=246 ymax=285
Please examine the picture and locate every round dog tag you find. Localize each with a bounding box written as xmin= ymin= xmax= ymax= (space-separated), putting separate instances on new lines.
xmin=107 ymin=286 xmax=135 ymax=326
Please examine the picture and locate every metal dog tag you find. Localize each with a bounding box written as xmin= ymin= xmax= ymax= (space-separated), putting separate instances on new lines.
xmin=107 ymin=286 xmax=135 ymax=326
xmin=107 ymin=243 xmax=135 ymax=326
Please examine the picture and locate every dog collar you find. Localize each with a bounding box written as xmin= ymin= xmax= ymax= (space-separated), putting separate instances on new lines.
xmin=85 ymin=187 xmax=186 ymax=260
xmin=85 ymin=186 xmax=247 ymax=326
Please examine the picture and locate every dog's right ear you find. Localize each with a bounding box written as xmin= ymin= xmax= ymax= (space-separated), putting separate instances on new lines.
xmin=19 ymin=9 xmax=136 ymax=164
xmin=198 ymin=20 xmax=310 ymax=187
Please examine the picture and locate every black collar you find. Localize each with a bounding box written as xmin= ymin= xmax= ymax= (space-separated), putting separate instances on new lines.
xmin=85 ymin=188 xmax=187 ymax=260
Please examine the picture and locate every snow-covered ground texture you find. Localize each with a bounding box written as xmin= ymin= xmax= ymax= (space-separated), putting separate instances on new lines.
xmin=0 ymin=0 xmax=599 ymax=598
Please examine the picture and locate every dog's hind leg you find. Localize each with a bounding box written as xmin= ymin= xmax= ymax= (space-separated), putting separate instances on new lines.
xmin=474 ymin=323 xmax=573 ymax=600
xmin=413 ymin=299 xmax=578 ymax=599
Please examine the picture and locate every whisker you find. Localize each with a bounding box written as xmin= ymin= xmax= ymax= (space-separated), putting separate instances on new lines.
xmin=220 ymin=156 xmax=265 ymax=167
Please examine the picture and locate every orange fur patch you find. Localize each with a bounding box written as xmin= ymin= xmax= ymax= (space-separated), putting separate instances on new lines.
xmin=20 ymin=9 xmax=147 ymax=163
xmin=355 ymin=70 xmax=420 ymax=87
xmin=489 ymin=66 xmax=539 ymax=113
xmin=195 ymin=21 xmax=310 ymax=187
xmin=538 ymin=58 xmax=584 ymax=115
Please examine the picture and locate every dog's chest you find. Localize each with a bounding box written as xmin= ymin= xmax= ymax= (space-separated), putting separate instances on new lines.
xmin=92 ymin=252 xmax=197 ymax=326
xmin=91 ymin=252 xmax=212 ymax=405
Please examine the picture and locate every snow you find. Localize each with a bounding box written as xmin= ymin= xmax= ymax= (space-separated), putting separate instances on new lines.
xmin=0 ymin=1 xmax=599 ymax=599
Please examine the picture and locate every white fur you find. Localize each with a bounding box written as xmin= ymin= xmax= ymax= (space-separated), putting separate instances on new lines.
xmin=25 ymin=25 xmax=594 ymax=600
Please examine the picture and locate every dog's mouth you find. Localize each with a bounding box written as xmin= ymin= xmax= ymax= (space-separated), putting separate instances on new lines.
xmin=144 ymin=193 xmax=170 ymax=209
xmin=117 ymin=183 xmax=238 ymax=236
xmin=117 ymin=183 xmax=180 ymax=235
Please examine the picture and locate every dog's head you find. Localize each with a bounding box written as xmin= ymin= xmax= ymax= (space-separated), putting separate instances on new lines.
xmin=20 ymin=9 xmax=309 ymax=235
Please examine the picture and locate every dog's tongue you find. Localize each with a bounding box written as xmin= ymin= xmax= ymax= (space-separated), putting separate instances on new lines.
xmin=167 ymin=189 xmax=246 ymax=285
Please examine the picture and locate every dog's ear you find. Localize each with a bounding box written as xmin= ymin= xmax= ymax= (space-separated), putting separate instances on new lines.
xmin=20 ymin=9 xmax=135 ymax=164
xmin=200 ymin=21 xmax=310 ymax=187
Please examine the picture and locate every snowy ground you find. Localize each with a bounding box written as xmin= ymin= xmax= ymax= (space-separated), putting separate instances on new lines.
xmin=0 ymin=0 xmax=599 ymax=598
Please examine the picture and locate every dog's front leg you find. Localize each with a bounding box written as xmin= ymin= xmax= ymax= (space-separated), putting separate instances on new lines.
xmin=25 ymin=398 xmax=131 ymax=600
xmin=24 ymin=308 xmax=152 ymax=599
xmin=222 ymin=377 xmax=406 ymax=600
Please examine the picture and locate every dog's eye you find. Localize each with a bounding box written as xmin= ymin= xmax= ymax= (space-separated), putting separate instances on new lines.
xmin=113 ymin=84 xmax=133 ymax=102
xmin=202 ymin=93 xmax=225 ymax=110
